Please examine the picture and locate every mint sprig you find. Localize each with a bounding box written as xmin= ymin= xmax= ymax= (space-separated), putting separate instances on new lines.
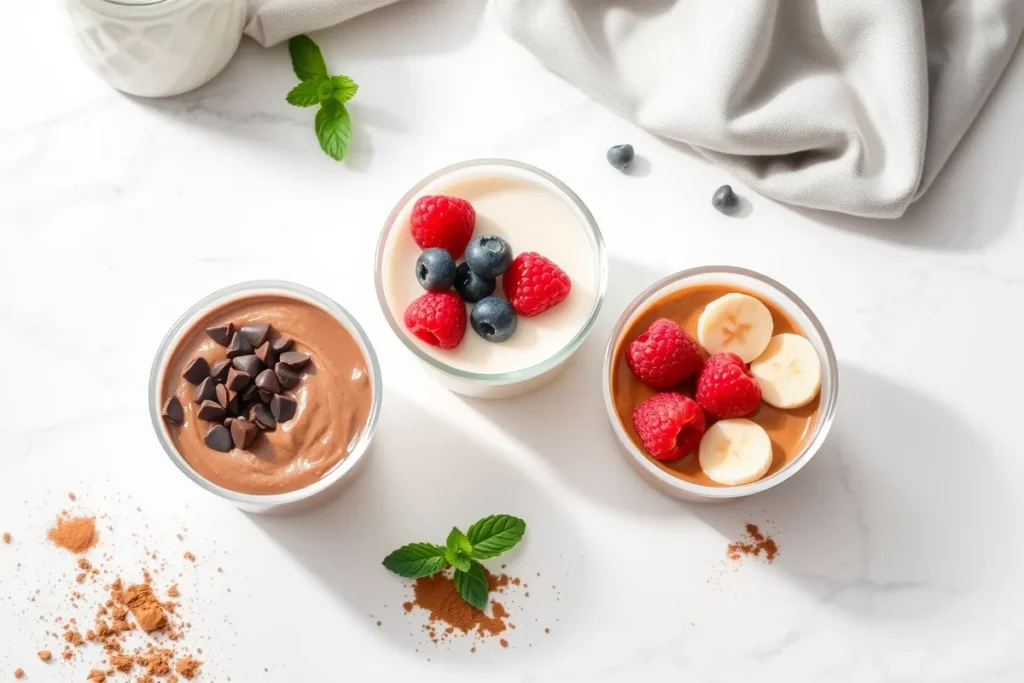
xmin=382 ymin=515 xmax=526 ymax=610
xmin=286 ymin=34 xmax=357 ymax=161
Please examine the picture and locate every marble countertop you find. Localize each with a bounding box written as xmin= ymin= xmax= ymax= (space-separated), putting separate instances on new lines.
xmin=2 ymin=2 xmax=1023 ymax=681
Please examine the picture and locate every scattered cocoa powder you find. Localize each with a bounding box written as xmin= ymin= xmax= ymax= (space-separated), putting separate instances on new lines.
xmin=166 ymin=585 xmax=180 ymax=598
xmin=2 ymin=532 xmax=11 ymax=544
xmin=119 ymin=584 xmax=167 ymax=633
xmin=69 ymin=492 xmax=77 ymax=501
xmin=38 ymin=650 xmax=51 ymax=662
xmin=183 ymin=552 xmax=195 ymax=562
xmin=87 ymin=670 xmax=106 ymax=682
xmin=499 ymin=638 xmax=508 ymax=648
xmin=110 ymin=654 xmax=134 ymax=672
xmin=726 ymin=523 xmax=779 ymax=563
xmin=13 ymin=669 xmax=23 ymax=679
xmin=47 ymin=516 xmax=97 ymax=554
xmin=174 ymin=657 xmax=201 ymax=679
xmin=407 ymin=569 xmax=512 ymax=642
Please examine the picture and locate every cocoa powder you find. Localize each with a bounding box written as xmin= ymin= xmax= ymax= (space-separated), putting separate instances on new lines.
xmin=2 ymin=532 xmax=10 ymax=544
xmin=119 ymin=584 xmax=167 ymax=633
xmin=726 ymin=523 xmax=779 ymax=562
xmin=47 ymin=516 xmax=98 ymax=554
xmin=175 ymin=656 xmax=202 ymax=679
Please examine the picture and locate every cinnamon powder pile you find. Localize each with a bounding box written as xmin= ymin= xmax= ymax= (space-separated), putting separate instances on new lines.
xmin=726 ymin=523 xmax=779 ymax=562
xmin=47 ymin=515 xmax=98 ymax=554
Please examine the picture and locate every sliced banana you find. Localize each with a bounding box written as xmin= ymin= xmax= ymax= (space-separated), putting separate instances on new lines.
xmin=698 ymin=418 xmax=773 ymax=486
xmin=696 ymin=293 xmax=773 ymax=362
xmin=750 ymin=333 xmax=822 ymax=409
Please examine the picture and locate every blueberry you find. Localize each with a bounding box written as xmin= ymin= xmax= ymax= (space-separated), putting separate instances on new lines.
xmin=471 ymin=296 xmax=517 ymax=343
xmin=453 ymin=262 xmax=495 ymax=303
xmin=606 ymin=144 xmax=634 ymax=171
xmin=415 ymin=248 xmax=456 ymax=292
xmin=465 ymin=235 xmax=513 ymax=278
xmin=712 ymin=185 xmax=740 ymax=214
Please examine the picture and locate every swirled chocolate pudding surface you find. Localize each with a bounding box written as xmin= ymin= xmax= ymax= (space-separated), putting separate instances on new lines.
xmin=160 ymin=294 xmax=372 ymax=494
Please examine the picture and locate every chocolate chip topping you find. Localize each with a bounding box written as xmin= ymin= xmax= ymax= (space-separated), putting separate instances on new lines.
xmin=251 ymin=404 xmax=277 ymax=431
xmin=225 ymin=368 xmax=251 ymax=392
xmin=275 ymin=363 xmax=301 ymax=390
xmin=270 ymin=337 xmax=294 ymax=354
xmin=255 ymin=341 xmax=275 ymax=368
xmin=278 ymin=351 xmax=311 ymax=369
xmin=209 ymin=359 xmax=231 ymax=383
xmin=240 ymin=384 xmax=260 ymax=402
xmin=239 ymin=323 xmax=271 ymax=347
xmin=230 ymin=419 xmax=259 ymax=449
xmin=270 ymin=394 xmax=297 ymax=423
xmin=182 ymin=357 xmax=209 ymax=384
xmin=214 ymin=383 xmax=230 ymax=409
xmin=226 ymin=333 xmax=253 ymax=359
xmin=259 ymin=390 xmax=275 ymax=403
xmin=196 ymin=400 xmax=226 ymax=422
xmin=204 ymin=424 xmax=232 ymax=452
xmin=161 ymin=397 xmax=184 ymax=425
xmin=254 ymin=368 xmax=281 ymax=394
xmin=205 ymin=323 xmax=234 ymax=347
xmin=193 ymin=377 xmax=218 ymax=405
xmin=225 ymin=391 xmax=241 ymax=416
xmin=231 ymin=354 xmax=263 ymax=378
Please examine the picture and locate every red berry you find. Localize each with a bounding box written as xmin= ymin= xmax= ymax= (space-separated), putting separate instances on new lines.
xmin=632 ymin=393 xmax=706 ymax=461
xmin=403 ymin=291 xmax=467 ymax=350
xmin=503 ymin=252 xmax=571 ymax=317
xmin=695 ymin=352 xmax=762 ymax=419
xmin=626 ymin=319 xmax=704 ymax=389
xmin=410 ymin=195 xmax=475 ymax=259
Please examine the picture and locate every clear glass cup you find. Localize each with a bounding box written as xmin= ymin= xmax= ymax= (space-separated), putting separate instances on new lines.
xmin=602 ymin=266 xmax=839 ymax=501
xmin=148 ymin=281 xmax=383 ymax=513
xmin=375 ymin=159 xmax=608 ymax=398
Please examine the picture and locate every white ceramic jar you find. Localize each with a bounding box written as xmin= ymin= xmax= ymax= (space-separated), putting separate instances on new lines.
xmin=62 ymin=0 xmax=247 ymax=98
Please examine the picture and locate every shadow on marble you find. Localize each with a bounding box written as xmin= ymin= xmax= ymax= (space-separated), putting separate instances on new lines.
xmin=688 ymin=364 xmax=1013 ymax=618
xmin=245 ymin=391 xmax=587 ymax=665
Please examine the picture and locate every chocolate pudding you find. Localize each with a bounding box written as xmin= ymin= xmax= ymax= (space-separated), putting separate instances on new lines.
xmin=160 ymin=294 xmax=372 ymax=495
xmin=610 ymin=285 xmax=820 ymax=487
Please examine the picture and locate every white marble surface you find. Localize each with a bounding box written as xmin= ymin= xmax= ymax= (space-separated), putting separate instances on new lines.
xmin=2 ymin=2 xmax=1024 ymax=681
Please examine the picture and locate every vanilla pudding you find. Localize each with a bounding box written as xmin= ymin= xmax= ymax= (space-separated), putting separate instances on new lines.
xmin=376 ymin=160 xmax=606 ymax=397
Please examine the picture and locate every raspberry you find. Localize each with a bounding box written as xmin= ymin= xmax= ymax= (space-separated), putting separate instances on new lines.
xmin=632 ymin=393 xmax=706 ymax=461
xmin=403 ymin=291 xmax=467 ymax=350
xmin=626 ymin=319 xmax=704 ymax=389
xmin=410 ymin=195 xmax=475 ymax=259
xmin=695 ymin=352 xmax=762 ymax=419
xmin=502 ymin=252 xmax=571 ymax=317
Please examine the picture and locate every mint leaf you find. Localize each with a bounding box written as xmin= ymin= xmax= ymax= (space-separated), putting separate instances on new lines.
xmin=382 ymin=542 xmax=447 ymax=578
xmin=286 ymin=78 xmax=324 ymax=107
xmin=314 ymin=100 xmax=351 ymax=161
xmin=288 ymin=35 xmax=328 ymax=81
xmin=444 ymin=527 xmax=473 ymax=567
xmin=453 ymin=561 xmax=488 ymax=610
xmin=331 ymin=75 xmax=359 ymax=103
xmin=449 ymin=554 xmax=471 ymax=572
xmin=466 ymin=515 xmax=526 ymax=560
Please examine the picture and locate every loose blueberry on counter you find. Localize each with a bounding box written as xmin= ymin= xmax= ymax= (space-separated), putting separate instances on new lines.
xmin=471 ymin=296 xmax=518 ymax=343
xmin=606 ymin=144 xmax=634 ymax=171
xmin=454 ymin=262 xmax=495 ymax=303
xmin=465 ymin=235 xmax=512 ymax=278
xmin=712 ymin=185 xmax=740 ymax=214
xmin=415 ymin=248 xmax=457 ymax=292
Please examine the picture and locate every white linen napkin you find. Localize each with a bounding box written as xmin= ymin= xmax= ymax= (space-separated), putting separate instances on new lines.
xmin=245 ymin=0 xmax=399 ymax=47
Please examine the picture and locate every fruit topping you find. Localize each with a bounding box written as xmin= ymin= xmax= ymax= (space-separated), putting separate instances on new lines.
xmin=454 ymin=262 xmax=496 ymax=303
xmin=403 ymin=291 xmax=467 ymax=350
xmin=415 ymin=248 xmax=458 ymax=292
xmin=696 ymin=292 xmax=773 ymax=362
xmin=503 ymin=252 xmax=571 ymax=317
xmin=698 ymin=418 xmax=772 ymax=485
xmin=749 ymin=333 xmax=822 ymax=409
xmin=632 ymin=393 xmax=706 ymax=462
xmin=695 ymin=352 xmax=762 ymax=419
xmin=465 ymin=235 xmax=513 ymax=278
xmin=410 ymin=195 xmax=476 ymax=258
xmin=626 ymin=318 xmax=704 ymax=389
xmin=470 ymin=296 xmax=518 ymax=343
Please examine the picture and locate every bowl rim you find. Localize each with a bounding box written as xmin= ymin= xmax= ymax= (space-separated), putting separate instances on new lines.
xmin=601 ymin=265 xmax=839 ymax=499
xmin=147 ymin=279 xmax=383 ymax=506
xmin=374 ymin=158 xmax=608 ymax=386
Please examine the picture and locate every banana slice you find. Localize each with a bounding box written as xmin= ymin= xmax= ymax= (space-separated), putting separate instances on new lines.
xmin=698 ymin=418 xmax=773 ymax=486
xmin=696 ymin=293 xmax=773 ymax=362
xmin=749 ymin=333 xmax=822 ymax=409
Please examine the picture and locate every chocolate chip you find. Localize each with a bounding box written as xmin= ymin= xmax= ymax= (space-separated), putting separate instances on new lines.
xmin=251 ymin=404 xmax=277 ymax=431
xmin=182 ymin=357 xmax=209 ymax=385
xmin=270 ymin=394 xmax=297 ymax=423
xmin=161 ymin=397 xmax=184 ymax=425
xmin=193 ymin=377 xmax=218 ymax=405
xmin=270 ymin=337 xmax=294 ymax=354
xmin=205 ymin=323 xmax=234 ymax=347
xmin=225 ymin=391 xmax=242 ymax=416
xmin=254 ymin=368 xmax=281 ymax=394
xmin=232 ymin=354 xmax=263 ymax=377
xmin=197 ymin=400 xmax=225 ymax=422
xmin=204 ymin=425 xmax=232 ymax=452
xmin=224 ymin=416 xmax=236 ymax=429
xmin=275 ymin=363 xmax=301 ymax=390
xmin=259 ymin=391 xmax=275 ymax=403
xmin=214 ymin=383 xmax=230 ymax=409
xmin=209 ymin=359 xmax=231 ymax=383
xmin=230 ymin=419 xmax=259 ymax=449
xmin=239 ymin=323 xmax=271 ymax=348
xmin=241 ymin=384 xmax=260 ymax=402
xmin=255 ymin=341 xmax=275 ymax=368
xmin=278 ymin=351 xmax=311 ymax=369
xmin=226 ymin=333 xmax=253 ymax=359
xmin=225 ymin=368 xmax=251 ymax=392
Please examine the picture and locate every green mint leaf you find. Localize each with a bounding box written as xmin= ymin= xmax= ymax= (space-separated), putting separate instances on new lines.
xmin=288 ymin=34 xmax=328 ymax=81
xmin=286 ymin=78 xmax=324 ymax=107
xmin=331 ymin=75 xmax=359 ymax=103
xmin=453 ymin=561 xmax=488 ymax=610
xmin=449 ymin=553 xmax=472 ymax=572
xmin=314 ymin=100 xmax=351 ymax=161
xmin=381 ymin=542 xmax=447 ymax=578
xmin=466 ymin=515 xmax=526 ymax=560
xmin=444 ymin=527 xmax=473 ymax=566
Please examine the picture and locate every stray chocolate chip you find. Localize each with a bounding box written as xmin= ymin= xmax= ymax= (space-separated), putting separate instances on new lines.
xmin=161 ymin=397 xmax=184 ymax=425
xmin=232 ymin=354 xmax=263 ymax=377
xmin=197 ymin=400 xmax=226 ymax=422
xmin=251 ymin=404 xmax=277 ymax=431
xmin=270 ymin=337 xmax=294 ymax=354
xmin=226 ymin=368 xmax=251 ymax=392
xmin=193 ymin=377 xmax=218 ymax=405
xmin=209 ymin=359 xmax=231 ymax=383
xmin=206 ymin=323 xmax=234 ymax=347
xmin=259 ymin=390 xmax=275 ymax=403
xmin=204 ymin=425 xmax=232 ymax=452
xmin=225 ymin=391 xmax=241 ymax=416
xmin=226 ymin=333 xmax=253 ymax=359
xmin=214 ymin=383 xmax=230 ymax=409
xmin=239 ymin=323 xmax=271 ymax=347
xmin=182 ymin=357 xmax=209 ymax=384
xmin=230 ymin=419 xmax=259 ymax=449
xmin=255 ymin=341 xmax=275 ymax=368
xmin=278 ymin=351 xmax=311 ymax=370
xmin=241 ymin=384 xmax=261 ymax=402
xmin=270 ymin=394 xmax=297 ymax=423
xmin=254 ymin=368 xmax=281 ymax=394
xmin=275 ymin=363 xmax=301 ymax=390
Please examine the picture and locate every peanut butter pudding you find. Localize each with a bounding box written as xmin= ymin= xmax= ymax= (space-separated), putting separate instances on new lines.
xmin=159 ymin=293 xmax=372 ymax=495
xmin=610 ymin=284 xmax=821 ymax=487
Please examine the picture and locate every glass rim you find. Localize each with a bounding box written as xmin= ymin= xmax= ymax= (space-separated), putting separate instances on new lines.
xmin=147 ymin=280 xmax=383 ymax=506
xmin=374 ymin=158 xmax=608 ymax=385
xmin=601 ymin=265 xmax=839 ymax=499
